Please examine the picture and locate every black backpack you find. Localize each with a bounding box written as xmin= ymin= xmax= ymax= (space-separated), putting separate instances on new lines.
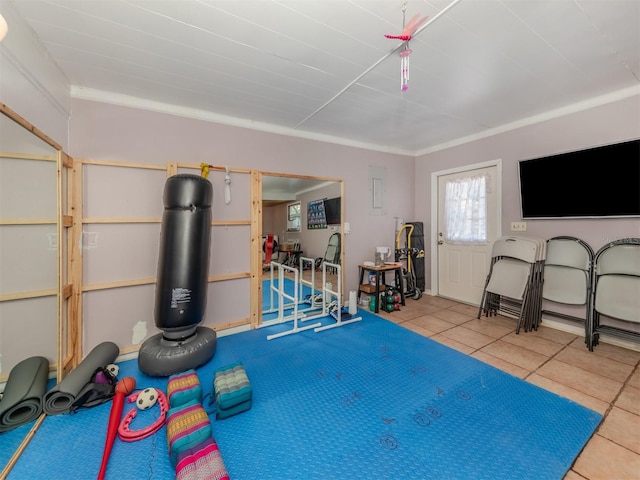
xmin=70 ymin=367 xmax=118 ymax=412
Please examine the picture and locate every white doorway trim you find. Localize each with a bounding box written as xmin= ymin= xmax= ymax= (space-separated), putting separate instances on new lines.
xmin=430 ymin=159 xmax=503 ymax=299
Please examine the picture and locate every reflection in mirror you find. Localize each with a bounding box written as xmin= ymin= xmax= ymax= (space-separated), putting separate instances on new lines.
xmin=286 ymin=202 xmax=301 ymax=232
xmin=0 ymin=106 xmax=62 ymax=475
xmin=260 ymin=173 xmax=343 ymax=325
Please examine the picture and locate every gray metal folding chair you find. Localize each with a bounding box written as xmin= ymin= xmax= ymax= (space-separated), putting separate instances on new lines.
xmin=317 ymin=232 xmax=340 ymax=274
xmin=541 ymin=236 xmax=594 ymax=348
xmin=477 ymin=236 xmax=545 ymax=333
xmin=589 ymin=238 xmax=640 ymax=351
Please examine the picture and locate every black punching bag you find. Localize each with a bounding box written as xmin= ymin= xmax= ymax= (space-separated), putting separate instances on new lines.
xmin=138 ymin=173 xmax=217 ymax=377
xmin=155 ymin=174 xmax=212 ymax=338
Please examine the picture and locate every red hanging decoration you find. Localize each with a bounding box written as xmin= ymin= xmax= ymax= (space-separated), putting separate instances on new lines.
xmin=385 ymin=5 xmax=428 ymax=91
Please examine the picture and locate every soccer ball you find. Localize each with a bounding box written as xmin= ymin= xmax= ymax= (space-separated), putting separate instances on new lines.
xmin=105 ymin=364 xmax=119 ymax=377
xmin=136 ymin=387 xmax=158 ymax=410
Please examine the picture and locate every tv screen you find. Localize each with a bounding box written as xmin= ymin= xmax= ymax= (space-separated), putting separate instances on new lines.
xmin=323 ymin=197 xmax=341 ymax=225
xmin=518 ymin=139 xmax=640 ymax=219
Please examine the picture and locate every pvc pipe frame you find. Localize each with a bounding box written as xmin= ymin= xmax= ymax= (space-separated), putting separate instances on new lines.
xmin=261 ymin=262 xmax=362 ymax=339
xmin=266 ymin=263 xmax=322 ymax=340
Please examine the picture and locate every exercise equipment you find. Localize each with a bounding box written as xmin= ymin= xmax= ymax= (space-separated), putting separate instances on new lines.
xmin=69 ymin=365 xmax=118 ymax=411
xmin=213 ymin=362 xmax=252 ymax=420
xmin=306 ymin=262 xmax=363 ymax=333
xmin=224 ymin=165 xmax=231 ymax=205
xmin=316 ymin=232 xmax=340 ymax=274
xmin=118 ymin=388 xmax=168 ymax=442
xmin=44 ymin=341 xmax=119 ymax=415
xmin=167 ymin=370 xmax=203 ymax=407
xmin=298 ymin=256 xmax=321 ymax=310
xmin=263 ymin=260 xmax=361 ymax=338
xmin=262 ymin=256 xmax=319 ymax=320
xmin=261 ymin=260 xmax=298 ymax=320
xmin=263 ymin=262 xmax=322 ymax=339
xmin=395 ymin=222 xmax=424 ymax=300
xmin=98 ymin=377 xmax=136 ymax=480
xmin=175 ymin=437 xmax=229 ymax=480
xmin=167 ymin=400 xmax=212 ymax=468
xmin=138 ymin=174 xmax=217 ymax=377
xmin=136 ymin=387 xmax=159 ymax=410
xmin=379 ymin=286 xmax=403 ymax=313
xmin=262 ymin=233 xmax=278 ymax=268
xmin=0 ymin=356 xmax=49 ymax=432
xmin=405 ymin=221 xmax=426 ymax=292
xmin=199 ymin=162 xmax=232 ymax=205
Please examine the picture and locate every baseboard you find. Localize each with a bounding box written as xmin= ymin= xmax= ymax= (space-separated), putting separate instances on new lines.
xmin=432 ymin=293 xmax=640 ymax=354
xmin=112 ymin=311 xmax=640 ymax=366
xmin=541 ymin=317 xmax=640 ymax=353
xmin=115 ymin=323 xmax=253 ymax=364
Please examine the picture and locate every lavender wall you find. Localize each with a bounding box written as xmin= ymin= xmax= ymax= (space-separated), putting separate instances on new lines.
xmin=0 ymin=1 xmax=70 ymax=147
xmin=67 ymin=90 xmax=640 ymax=351
xmin=0 ymin=2 xmax=71 ymax=383
xmin=69 ymin=99 xmax=415 ymax=294
xmin=415 ymin=93 xmax=640 ymax=292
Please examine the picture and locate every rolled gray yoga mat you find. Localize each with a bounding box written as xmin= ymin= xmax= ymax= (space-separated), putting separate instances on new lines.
xmin=43 ymin=341 xmax=119 ymax=415
xmin=0 ymin=356 xmax=49 ymax=432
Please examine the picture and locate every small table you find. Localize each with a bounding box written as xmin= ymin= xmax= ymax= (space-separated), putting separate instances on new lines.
xmin=358 ymin=263 xmax=405 ymax=313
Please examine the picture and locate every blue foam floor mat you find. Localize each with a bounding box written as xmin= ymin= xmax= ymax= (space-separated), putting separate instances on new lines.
xmin=7 ymin=311 xmax=601 ymax=479
xmin=0 ymin=378 xmax=56 ymax=470
xmin=1 ymin=422 xmax=39 ymax=469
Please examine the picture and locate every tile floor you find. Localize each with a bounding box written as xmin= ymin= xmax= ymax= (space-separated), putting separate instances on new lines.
xmin=375 ymin=294 xmax=640 ymax=480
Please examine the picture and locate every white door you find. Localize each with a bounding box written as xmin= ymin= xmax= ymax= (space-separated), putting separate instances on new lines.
xmin=435 ymin=163 xmax=500 ymax=305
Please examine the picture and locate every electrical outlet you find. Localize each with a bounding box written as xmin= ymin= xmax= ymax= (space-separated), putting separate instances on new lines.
xmin=511 ymin=222 xmax=527 ymax=232
xmin=83 ymin=231 xmax=98 ymax=248
xmin=47 ymin=233 xmax=58 ymax=250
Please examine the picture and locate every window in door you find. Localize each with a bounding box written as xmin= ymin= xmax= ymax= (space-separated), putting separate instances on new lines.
xmin=287 ymin=202 xmax=301 ymax=232
xmin=444 ymin=174 xmax=488 ymax=245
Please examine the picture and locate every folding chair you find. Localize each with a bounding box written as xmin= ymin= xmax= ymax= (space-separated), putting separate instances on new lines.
xmin=589 ymin=238 xmax=640 ymax=351
xmin=527 ymin=236 xmax=547 ymax=332
xmin=477 ymin=236 xmax=545 ymax=333
xmin=541 ymin=236 xmax=594 ymax=348
xmin=316 ymin=232 xmax=340 ymax=274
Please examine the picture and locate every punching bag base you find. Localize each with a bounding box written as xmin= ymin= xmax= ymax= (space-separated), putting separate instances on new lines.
xmin=137 ymin=326 xmax=217 ymax=377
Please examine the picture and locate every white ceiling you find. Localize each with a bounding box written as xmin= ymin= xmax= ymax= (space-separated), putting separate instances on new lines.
xmin=7 ymin=0 xmax=640 ymax=155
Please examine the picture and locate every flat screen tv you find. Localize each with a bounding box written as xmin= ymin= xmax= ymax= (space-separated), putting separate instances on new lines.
xmin=323 ymin=197 xmax=341 ymax=225
xmin=518 ymin=139 xmax=640 ymax=219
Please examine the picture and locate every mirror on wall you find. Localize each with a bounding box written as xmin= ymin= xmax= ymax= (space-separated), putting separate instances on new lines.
xmin=260 ymin=173 xmax=343 ymax=324
xmin=0 ymin=105 xmax=64 ymax=475
xmin=286 ymin=201 xmax=301 ymax=232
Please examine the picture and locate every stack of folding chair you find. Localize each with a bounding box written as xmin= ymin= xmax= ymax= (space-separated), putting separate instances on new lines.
xmin=477 ymin=236 xmax=546 ymax=333
xmin=541 ymin=236 xmax=594 ymax=348
xmin=589 ymin=238 xmax=640 ymax=351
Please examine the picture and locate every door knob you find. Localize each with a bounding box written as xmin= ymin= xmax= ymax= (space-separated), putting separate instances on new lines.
xmin=438 ymin=240 xmax=444 ymax=245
